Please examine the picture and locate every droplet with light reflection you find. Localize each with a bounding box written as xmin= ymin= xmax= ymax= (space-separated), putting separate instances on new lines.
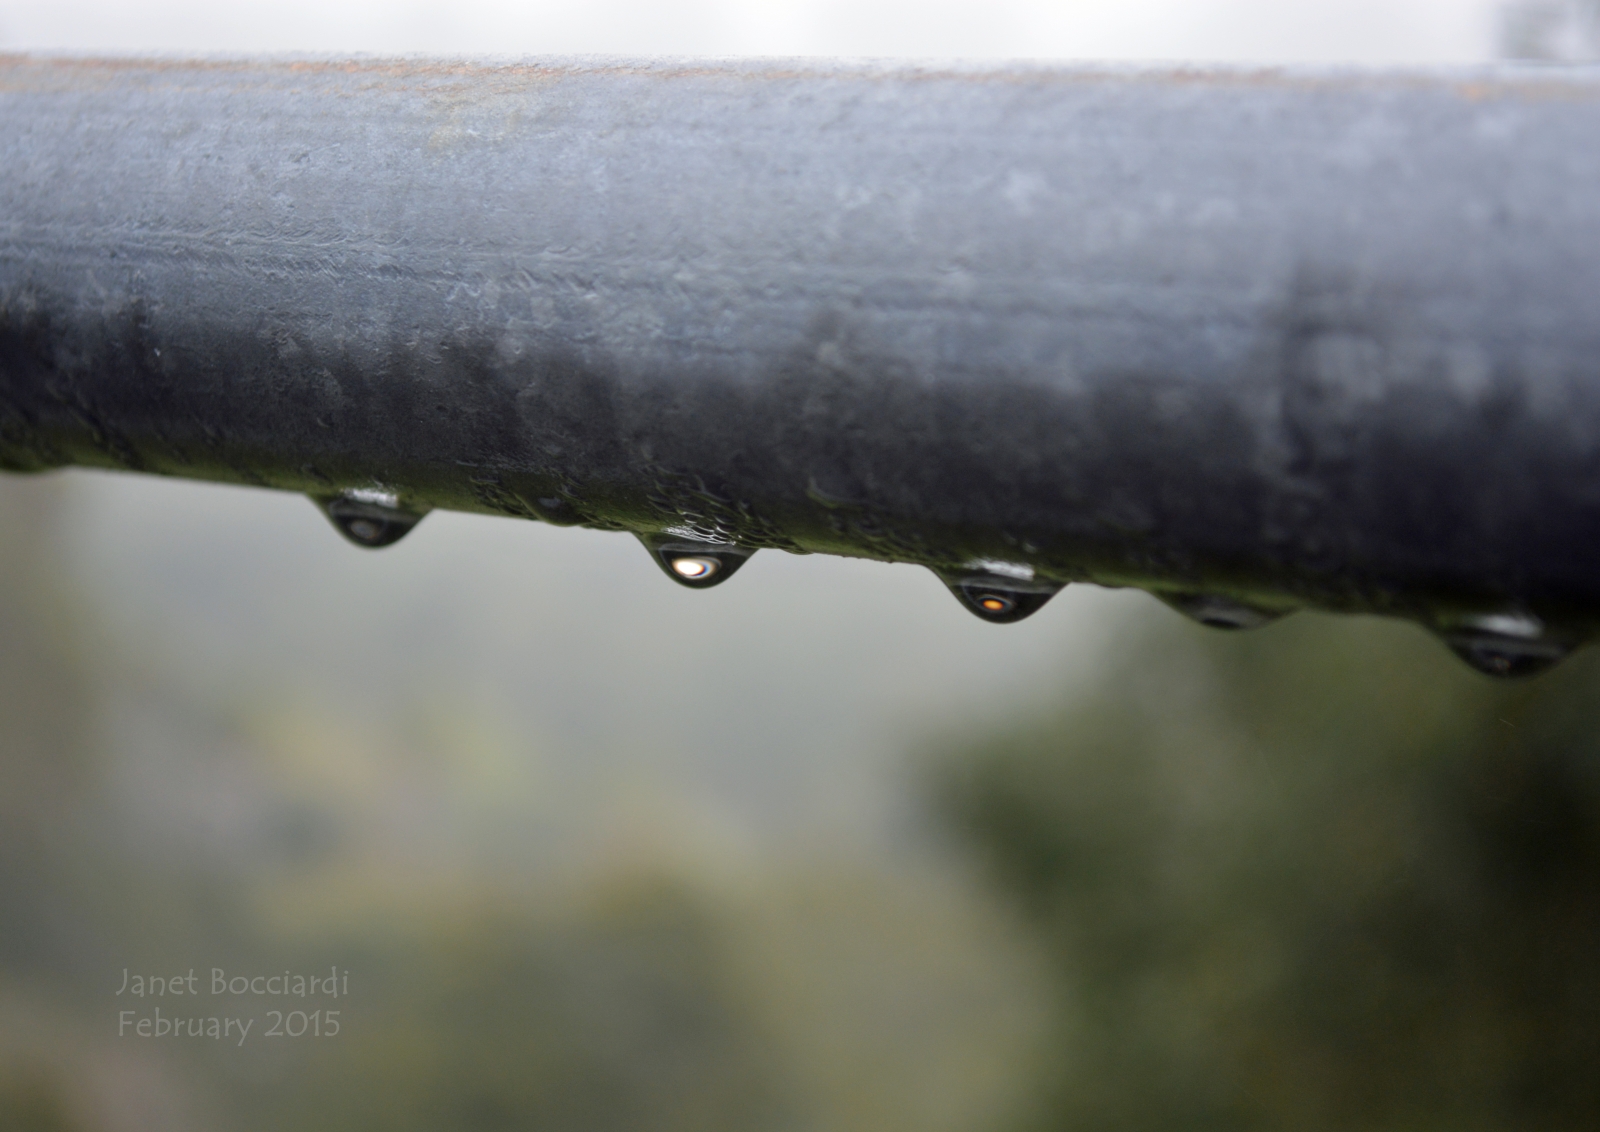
xmin=1435 ymin=610 xmax=1576 ymax=679
xmin=312 ymin=489 xmax=430 ymax=549
xmin=933 ymin=568 xmax=1063 ymax=623
xmin=638 ymin=533 xmax=755 ymax=589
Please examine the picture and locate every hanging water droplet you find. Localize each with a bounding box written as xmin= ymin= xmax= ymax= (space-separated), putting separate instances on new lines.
xmin=1436 ymin=611 xmax=1572 ymax=678
xmin=934 ymin=568 xmax=1063 ymax=623
xmin=1160 ymin=592 xmax=1284 ymax=630
xmin=1447 ymin=639 xmax=1567 ymax=679
xmin=312 ymin=489 xmax=430 ymax=549
xmin=638 ymin=533 xmax=756 ymax=589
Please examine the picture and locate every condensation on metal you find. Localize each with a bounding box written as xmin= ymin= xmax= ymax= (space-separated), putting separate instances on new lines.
xmin=3 ymin=55 xmax=1600 ymax=669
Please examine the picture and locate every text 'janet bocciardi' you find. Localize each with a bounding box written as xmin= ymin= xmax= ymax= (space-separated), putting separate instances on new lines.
xmin=115 ymin=967 xmax=349 ymax=1047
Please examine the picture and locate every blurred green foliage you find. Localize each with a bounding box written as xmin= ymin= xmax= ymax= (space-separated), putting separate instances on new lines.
xmin=10 ymin=468 xmax=1600 ymax=1131
xmin=0 ymin=476 xmax=1042 ymax=1132
xmin=219 ymin=862 xmax=1042 ymax=1132
xmin=939 ymin=610 xmax=1600 ymax=1131
xmin=248 ymin=881 xmax=790 ymax=1132
xmin=0 ymin=1065 xmax=76 ymax=1132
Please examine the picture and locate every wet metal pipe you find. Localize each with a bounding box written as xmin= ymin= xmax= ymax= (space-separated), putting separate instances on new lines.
xmin=3 ymin=56 xmax=1600 ymax=675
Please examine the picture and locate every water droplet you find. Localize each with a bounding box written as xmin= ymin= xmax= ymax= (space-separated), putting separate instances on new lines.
xmin=935 ymin=569 xmax=1062 ymax=623
xmin=312 ymin=490 xmax=430 ymax=549
xmin=1161 ymin=592 xmax=1284 ymax=631
xmin=638 ymin=533 xmax=756 ymax=589
xmin=1447 ymin=639 xmax=1567 ymax=678
xmin=1436 ymin=611 xmax=1572 ymax=678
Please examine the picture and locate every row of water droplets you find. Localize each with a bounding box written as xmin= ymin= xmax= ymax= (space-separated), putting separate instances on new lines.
xmin=309 ymin=489 xmax=1578 ymax=679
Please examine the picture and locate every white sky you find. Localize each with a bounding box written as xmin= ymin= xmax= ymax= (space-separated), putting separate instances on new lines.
xmin=0 ymin=0 xmax=1501 ymax=63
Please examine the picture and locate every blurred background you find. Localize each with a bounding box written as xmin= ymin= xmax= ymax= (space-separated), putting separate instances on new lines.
xmin=4 ymin=2 xmax=1600 ymax=1130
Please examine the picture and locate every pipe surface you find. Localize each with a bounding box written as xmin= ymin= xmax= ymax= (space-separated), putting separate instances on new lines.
xmin=3 ymin=55 xmax=1600 ymax=671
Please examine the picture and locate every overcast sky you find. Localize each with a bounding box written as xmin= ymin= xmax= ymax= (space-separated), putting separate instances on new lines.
xmin=0 ymin=0 xmax=1501 ymax=63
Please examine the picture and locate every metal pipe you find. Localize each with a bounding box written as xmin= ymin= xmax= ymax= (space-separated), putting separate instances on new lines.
xmin=3 ymin=55 xmax=1600 ymax=674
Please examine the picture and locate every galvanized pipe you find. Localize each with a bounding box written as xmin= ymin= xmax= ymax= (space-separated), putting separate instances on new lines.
xmin=3 ymin=55 xmax=1600 ymax=673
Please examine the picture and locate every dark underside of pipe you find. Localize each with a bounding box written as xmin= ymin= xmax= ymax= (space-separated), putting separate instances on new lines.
xmin=3 ymin=55 xmax=1600 ymax=674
